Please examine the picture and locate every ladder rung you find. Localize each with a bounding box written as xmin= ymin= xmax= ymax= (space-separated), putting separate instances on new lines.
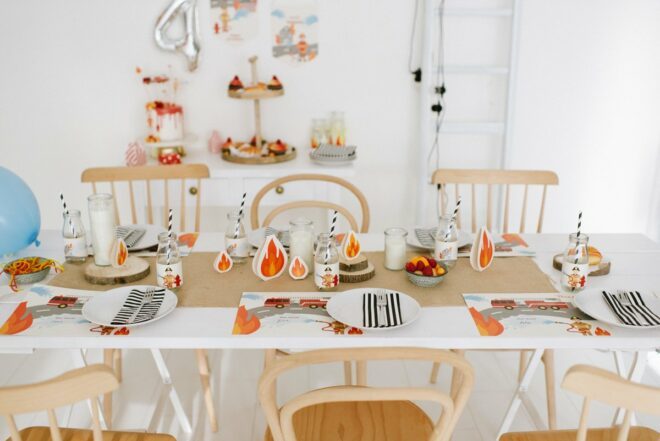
xmin=438 ymin=7 xmax=513 ymax=17
xmin=441 ymin=66 xmax=509 ymax=75
xmin=439 ymin=122 xmax=505 ymax=135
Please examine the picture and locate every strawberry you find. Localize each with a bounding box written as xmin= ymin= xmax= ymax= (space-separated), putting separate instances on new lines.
xmin=428 ymin=258 xmax=437 ymax=268
xmin=416 ymin=261 xmax=425 ymax=272
xmin=405 ymin=262 xmax=415 ymax=272
xmin=422 ymin=267 xmax=433 ymax=277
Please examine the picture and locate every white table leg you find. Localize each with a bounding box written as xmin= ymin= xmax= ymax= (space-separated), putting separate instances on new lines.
xmin=150 ymin=349 xmax=193 ymax=434
xmin=71 ymin=349 xmax=108 ymax=430
xmin=496 ymin=349 xmax=544 ymax=440
xmin=612 ymin=351 xmax=647 ymax=426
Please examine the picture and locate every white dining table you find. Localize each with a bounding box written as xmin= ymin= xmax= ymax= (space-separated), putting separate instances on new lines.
xmin=1 ymin=230 xmax=659 ymax=438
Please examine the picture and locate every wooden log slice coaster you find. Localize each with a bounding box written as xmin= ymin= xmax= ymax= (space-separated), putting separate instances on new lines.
xmin=340 ymin=262 xmax=375 ymax=283
xmin=339 ymin=254 xmax=368 ymax=272
xmin=552 ymin=254 xmax=611 ymax=277
xmin=84 ymin=256 xmax=151 ymax=285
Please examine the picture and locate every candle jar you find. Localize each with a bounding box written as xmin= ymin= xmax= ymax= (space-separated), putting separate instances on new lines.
xmin=310 ymin=119 xmax=328 ymax=149
xmin=87 ymin=194 xmax=116 ymax=266
xmin=62 ymin=209 xmax=87 ymax=263
xmin=289 ymin=217 xmax=315 ymax=268
xmin=225 ymin=209 xmax=248 ymax=263
xmin=384 ymin=227 xmax=408 ymax=270
xmin=314 ymin=233 xmax=339 ymax=291
xmin=561 ymin=233 xmax=589 ymax=292
xmin=156 ymin=232 xmax=183 ymax=289
xmin=434 ymin=214 xmax=457 ymax=269
xmin=329 ymin=111 xmax=346 ymax=146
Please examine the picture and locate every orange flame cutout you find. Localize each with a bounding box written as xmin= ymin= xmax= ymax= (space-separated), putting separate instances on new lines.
xmin=468 ymin=307 xmax=503 ymax=336
xmin=254 ymin=235 xmax=288 ymax=281
xmin=288 ymin=256 xmax=309 ymax=280
xmin=0 ymin=302 xmax=33 ymax=335
xmin=479 ymin=230 xmax=494 ymax=269
xmin=213 ymin=250 xmax=233 ymax=273
xmin=342 ymin=230 xmax=361 ymax=260
xmin=178 ymin=232 xmax=199 ymax=248
xmin=111 ymin=238 xmax=128 ymax=268
xmin=232 ymin=305 xmax=261 ymax=335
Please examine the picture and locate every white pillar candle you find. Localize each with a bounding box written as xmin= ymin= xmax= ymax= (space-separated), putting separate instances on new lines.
xmin=289 ymin=230 xmax=315 ymax=268
xmin=384 ymin=227 xmax=408 ymax=270
xmin=88 ymin=194 xmax=116 ymax=266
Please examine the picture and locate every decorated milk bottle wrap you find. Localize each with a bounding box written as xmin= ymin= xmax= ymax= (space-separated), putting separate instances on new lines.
xmin=62 ymin=209 xmax=87 ymax=263
xmin=225 ymin=209 xmax=249 ymax=263
xmin=314 ymin=233 xmax=339 ymax=291
xmin=156 ymin=232 xmax=183 ymax=289
xmin=434 ymin=214 xmax=458 ymax=269
xmin=561 ymin=233 xmax=589 ymax=291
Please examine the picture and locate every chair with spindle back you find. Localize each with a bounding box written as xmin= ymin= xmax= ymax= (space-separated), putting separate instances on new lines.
xmin=430 ymin=169 xmax=560 ymax=429
xmin=81 ymin=164 xmax=218 ymax=433
xmin=259 ymin=347 xmax=474 ymax=441
xmin=501 ymin=364 xmax=660 ymax=441
xmin=0 ymin=364 xmax=175 ymax=441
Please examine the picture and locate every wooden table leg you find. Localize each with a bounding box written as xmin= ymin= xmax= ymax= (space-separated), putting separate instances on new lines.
xmin=542 ymin=350 xmax=557 ymax=430
xmin=518 ymin=351 xmax=528 ymax=382
xmin=113 ymin=349 xmax=122 ymax=383
xmin=196 ymin=349 xmax=218 ymax=433
xmin=103 ymin=349 xmax=114 ymax=428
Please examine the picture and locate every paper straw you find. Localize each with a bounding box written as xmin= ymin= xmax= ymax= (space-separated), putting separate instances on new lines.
xmin=59 ymin=192 xmax=75 ymax=238
xmin=325 ymin=210 xmax=338 ymax=263
xmin=234 ymin=192 xmax=247 ymax=239
xmin=574 ymin=211 xmax=582 ymax=264
xmin=167 ymin=209 xmax=173 ymax=265
xmin=443 ymin=197 xmax=462 ymax=241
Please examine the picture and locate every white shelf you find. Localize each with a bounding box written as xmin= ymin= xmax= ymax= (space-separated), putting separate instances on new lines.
xmin=439 ymin=122 xmax=505 ymax=135
xmin=438 ymin=7 xmax=513 ymax=17
xmin=441 ymin=65 xmax=510 ymax=75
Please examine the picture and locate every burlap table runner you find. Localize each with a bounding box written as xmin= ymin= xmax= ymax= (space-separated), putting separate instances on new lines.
xmin=48 ymin=252 xmax=556 ymax=307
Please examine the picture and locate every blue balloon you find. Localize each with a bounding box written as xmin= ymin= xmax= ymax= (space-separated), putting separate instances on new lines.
xmin=0 ymin=167 xmax=40 ymax=255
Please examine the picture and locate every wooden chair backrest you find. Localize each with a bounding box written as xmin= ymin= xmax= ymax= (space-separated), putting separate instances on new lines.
xmin=0 ymin=365 xmax=118 ymax=441
xmin=561 ymin=364 xmax=660 ymax=441
xmin=259 ymin=347 xmax=474 ymax=441
xmin=81 ymin=164 xmax=210 ymax=232
xmin=432 ymin=169 xmax=559 ymax=233
xmin=250 ymin=174 xmax=371 ymax=233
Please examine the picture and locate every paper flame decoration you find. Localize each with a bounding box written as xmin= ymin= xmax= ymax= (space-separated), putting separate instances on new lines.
xmin=470 ymin=227 xmax=494 ymax=272
xmin=125 ymin=141 xmax=147 ymax=167
xmin=252 ymin=235 xmax=288 ymax=281
xmin=111 ymin=238 xmax=128 ymax=268
xmin=340 ymin=230 xmax=361 ymax=261
xmin=213 ymin=250 xmax=233 ymax=273
xmin=208 ymin=130 xmax=223 ymax=153
xmin=288 ymin=256 xmax=309 ymax=280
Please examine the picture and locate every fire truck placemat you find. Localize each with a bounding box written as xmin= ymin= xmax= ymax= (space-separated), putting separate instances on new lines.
xmin=463 ymin=292 xmax=614 ymax=337
xmin=233 ymin=292 xmax=363 ymax=336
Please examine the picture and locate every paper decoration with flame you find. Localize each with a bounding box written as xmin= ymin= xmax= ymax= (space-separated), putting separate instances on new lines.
xmin=111 ymin=238 xmax=128 ymax=268
xmin=470 ymin=227 xmax=494 ymax=272
xmin=213 ymin=250 xmax=233 ymax=273
xmin=340 ymin=230 xmax=361 ymax=261
xmin=252 ymin=235 xmax=288 ymax=281
xmin=288 ymin=256 xmax=309 ymax=280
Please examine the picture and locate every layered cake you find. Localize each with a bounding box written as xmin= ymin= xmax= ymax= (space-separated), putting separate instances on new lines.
xmin=146 ymin=101 xmax=184 ymax=142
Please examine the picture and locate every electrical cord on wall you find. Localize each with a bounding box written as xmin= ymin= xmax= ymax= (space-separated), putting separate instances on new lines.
xmin=408 ymin=0 xmax=422 ymax=82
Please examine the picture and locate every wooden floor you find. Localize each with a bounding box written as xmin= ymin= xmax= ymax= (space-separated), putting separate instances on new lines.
xmin=0 ymin=349 xmax=658 ymax=441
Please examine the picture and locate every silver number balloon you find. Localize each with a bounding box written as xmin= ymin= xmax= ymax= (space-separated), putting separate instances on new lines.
xmin=154 ymin=0 xmax=201 ymax=72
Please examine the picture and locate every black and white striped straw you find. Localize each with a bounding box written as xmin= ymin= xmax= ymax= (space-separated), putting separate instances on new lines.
xmin=574 ymin=211 xmax=582 ymax=264
xmin=325 ymin=210 xmax=338 ymax=263
xmin=59 ymin=192 xmax=76 ymax=237
xmin=444 ymin=197 xmax=462 ymax=241
xmin=234 ymin=192 xmax=246 ymax=239
xmin=167 ymin=209 xmax=173 ymax=265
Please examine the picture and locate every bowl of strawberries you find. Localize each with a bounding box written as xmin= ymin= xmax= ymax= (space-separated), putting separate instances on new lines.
xmin=405 ymin=256 xmax=447 ymax=288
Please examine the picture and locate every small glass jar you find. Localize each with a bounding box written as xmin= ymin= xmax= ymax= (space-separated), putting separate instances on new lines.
xmin=314 ymin=233 xmax=339 ymax=291
xmin=289 ymin=217 xmax=315 ymax=268
xmin=434 ymin=214 xmax=458 ymax=268
xmin=62 ymin=209 xmax=87 ymax=263
xmin=384 ymin=227 xmax=408 ymax=270
xmin=156 ymin=232 xmax=183 ymax=289
xmin=329 ymin=111 xmax=346 ymax=146
xmin=87 ymin=194 xmax=116 ymax=266
xmin=310 ymin=119 xmax=328 ymax=149
xmin=561 ymin=233 xmax=589 ymax=292
xmin=225 ymin=209 xmax=249 ymax=263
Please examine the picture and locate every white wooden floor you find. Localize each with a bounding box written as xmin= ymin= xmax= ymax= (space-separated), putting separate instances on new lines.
xmin=0 ymin=348 xmax=658 ymax=440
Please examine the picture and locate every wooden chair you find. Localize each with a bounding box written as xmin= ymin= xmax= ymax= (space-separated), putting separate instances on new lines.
xmin=501 ymin=364 xmax=660 ymax=441
xmin=81 ymin=164 xmax=217 ymax=433
xmin=259 ymin=347 xmax=474 ymax=441
xmin=250 ymin=174 xmax=370 ymax=233
xmin=0 ymin=364 xmax=174 ymax=441
xmin=81 ymin=164 xmax=209 ymax=231
xmin=430 ymin=168 xmax=560 ymax=428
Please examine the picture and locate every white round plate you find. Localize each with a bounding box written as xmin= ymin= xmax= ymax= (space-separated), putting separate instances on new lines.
xmin=573 ymin=289 xmax=660 ymax=329
xmin=122 ymin=224 xmax=166 ymax=251
xmin=326 ymin=288 xmax=421 ymax=331
xmin=407 ymin=227 xmax=472 ymax=251
xmin=82 ymin=285 xmax=177 ymax=328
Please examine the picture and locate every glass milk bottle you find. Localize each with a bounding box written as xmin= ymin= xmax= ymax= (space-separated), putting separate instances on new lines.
xmin=310 ymin=119 xmax=327 ymax=149
xmin=156 ymin=232 xmax=183 ymax=289
xmin=561 ymin=233 xmax=589 ymax=291
xmin=62 ymin=209 xmax=87 ymax=263
xmin=434 ymin=214 xmax=458 ymax=269
xmin=225 ymin=209 xmax=249 ymax=263
xmin=87 ymin=194 xmax=116 ymax=266
xmin=289 ymin=218 xmax=315 ymax=267
xmin=384 ymin=227 xmax=408 ymax=270
xmin=314 ymin=233 xmax=339 ymax=291
xmin=329 ymin=111 xmax=346 ymax=146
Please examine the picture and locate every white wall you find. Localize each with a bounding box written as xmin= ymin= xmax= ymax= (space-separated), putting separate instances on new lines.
xmin=0 ymin=0 xmax=658 ymax=238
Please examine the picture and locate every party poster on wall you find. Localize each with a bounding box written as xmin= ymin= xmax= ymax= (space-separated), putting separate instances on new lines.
xmin=210 ymin=0 xmax=258 ymax=42
xmin=271 ymin=0 xmax=319 ymax=64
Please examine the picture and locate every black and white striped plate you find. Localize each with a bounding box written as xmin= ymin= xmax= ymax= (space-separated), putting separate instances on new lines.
xmin=574 ymin=289 xmax=660 ymax=329
xmin=82 ymin=285 xmax=177 ymax=328
xmin=326 ymin=288 xmax=421 ymax=331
